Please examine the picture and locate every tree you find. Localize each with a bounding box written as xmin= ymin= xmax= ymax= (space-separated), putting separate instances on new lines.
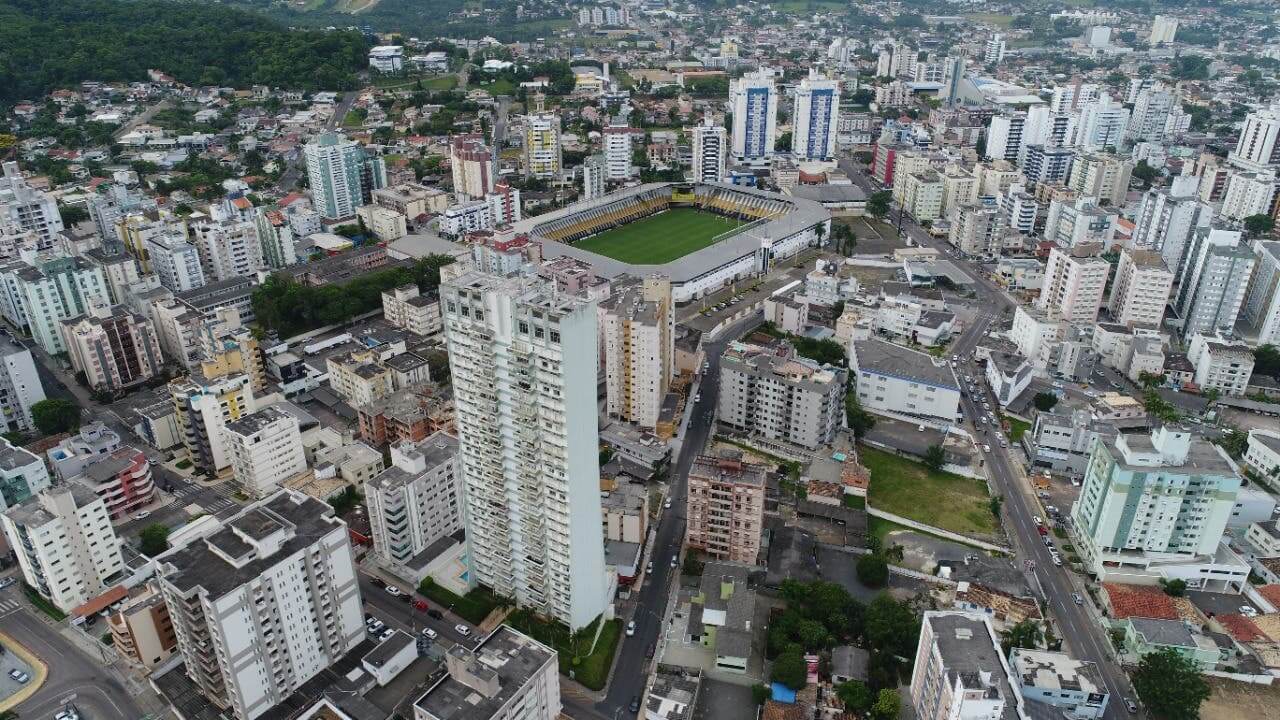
xmin=1137 ymin=371 xmax=1164 ymax=390
xmin=1159 ymin=578 xmax=1188 ymax=597
xmin=139 ymin=524 xmax=171 ymax=557
xmin=989 ymin=495 xmax=1003 ymax=520
xmin=836 ymin=681 xmax=873 ymax=714
xmin=923 ymin=445 xmax=946 ymax=472
xmin=1001 ymin=619 xmax=1043 ymax=653
xmin=1032 ymin=392 xmax=1059 ymax=412
xmin=867 ymin=191 xmax=892 ymax=219
xmin=31 ymin=398 xmax=80 ymax=436
xmin=1256 ymin=344 xmax=1280 ymax=379
xmin=1132 ymin=648 xmax=1210 ymax=720
xmin=1131 ymin=160 xmax=1159 ymax=187
xmin=771 ymin=646 xmax=808 ymax=690
xmin=845 ymin=391 xmax=876 ymax=439
xmin=1245 ymin=214 xmax=1276 ymax=237
xmin=870 ymin=689 xmax=900 ymax=720
xmin=857 ymin=554 xmax=889 ymax=588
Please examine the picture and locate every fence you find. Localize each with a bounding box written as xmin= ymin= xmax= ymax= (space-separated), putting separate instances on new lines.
xmin=865 ymin=505 xmax=1011 ymax=555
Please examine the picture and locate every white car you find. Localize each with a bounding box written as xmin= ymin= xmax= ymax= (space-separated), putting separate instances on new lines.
xmin=1241 ymin=605 xmax=1259 ymax=617
xmin=664 ymin=498 xmax=672 ymax=509
xmin=379 ymin=627 xmax=395 ymax=641
xmin=367 ymin=620 xmax=384 ymax=634
xmin=670 ymin=555 xmax=679 ymax=568
xmin=694 ymin=393 xmax=702 ymax=402
xmin=626 ymin=620 xmax=636 ymax=636
xmin=982 ymin=444 xmax=991 ymax=453
xmin=8 ymin=669 xmax=27 ymax=683
xmin=422 ymin=628 xmax=438 ymax=639
xmin=455 ymin=624 xmax=472 ymax=636
xmin=1051 ymin=556 xmax=1063 ymax=566
xmin=385 ymin=585 xmax=402 ymax=596
xmin=133 ymin=511 xmax=150 ymax=521
xmin=55 ymin=711 xmax=79 ymax=720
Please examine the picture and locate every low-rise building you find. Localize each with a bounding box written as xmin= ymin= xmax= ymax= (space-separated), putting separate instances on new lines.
xmin=224 ymin=407 xmax=308 ymax=499
xmin=601 ymin=481 xmax=648 ymax=545
xmin=0 ymin=438 xmax=51 ymax=511
xmin=107 ymin=585 xmax=178 ymax=670
xmin=413 ymin=625 xmax=561 ymax=720
xmin=1244 ymin=429 xmax=1280 ymax=480
xmin=684 ymin=563 xmax=757 ymax=674
xmin=71 ymin=446 xmax=156 ymax=519
xmin=1008 ymin=648 xmax=1109 ymax=719
xmin=909 ymin=612 xmax=1021 ymax=720
xmin=985 ymin=352 xmax=1033 ymax=408
xmin=382 ymin=284 xmax=442 ymax=337
xmin=850 ymin=339 xmax=961 ymax=422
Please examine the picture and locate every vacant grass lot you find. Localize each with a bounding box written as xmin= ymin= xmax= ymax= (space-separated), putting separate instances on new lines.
xmin=862 ymin=446 xmax=998 ymax=539
xmin=573 ymin=208 xmax=744 ymax=264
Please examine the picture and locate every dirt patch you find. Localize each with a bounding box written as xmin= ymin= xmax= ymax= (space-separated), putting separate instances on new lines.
xmin=1202 ymin=676 xmax=1280 ymax=720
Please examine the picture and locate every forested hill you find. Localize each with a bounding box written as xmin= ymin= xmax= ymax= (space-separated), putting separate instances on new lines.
xmin=0 ymin=0 xmax=368 ymax=105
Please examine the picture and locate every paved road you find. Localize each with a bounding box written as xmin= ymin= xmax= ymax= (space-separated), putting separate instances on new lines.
xmin=596 ymin=312 xmax=762 ymax=718
xmin=876 ymin=175 xmax=1141 ymax=718
xmin=2 ymin=607 xmax=144 ymax=720
xmin=357 ymin=570 xmax=477 ymax=649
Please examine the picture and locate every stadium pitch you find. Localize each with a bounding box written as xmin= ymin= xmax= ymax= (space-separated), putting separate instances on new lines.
xmin=570 ymin=208 xmax=747 ymax=264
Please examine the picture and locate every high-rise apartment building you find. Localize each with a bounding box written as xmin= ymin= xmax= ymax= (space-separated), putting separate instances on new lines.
xmin=984 ymin=34 xmax=1006 ymax=65
xmin=949 ymin=203 xmax=1003 ymax=257
xmin=1149 ymin=15 xmax=1179 ymax=45
xmin=1243 ymin=240 xmax=1280 ymax=345
xmin=61 ymin=301 xmax=164 ymax=393
xmin=602 ymin=120 xmax=639 ymax=180
xmin=522 ymin=103 xmax=563 ymax=179
xmin=792 ymin=70 xmax=840 ymax=162
xmin=170 ymin=371 xmax=257 ymax=476
xmin=692 ymin=120 xmax=728 ymax=183
xmin=1187 ymin=334 xmax=1255 ymax=397
xmin=1107 ymin=249 xmax=1173 ymax=328
xmin=1068 ymin=152 xmax=1133 ymax=206
xmin=0 ymin=335 xmax=44 ymax=433
xmin=0 ymin=162 xmax=63 ymax=244
xmin=1037 ymin=244 xmax=1110 ymax=324
xmin=602 ymin=277 xmax=674 ymax=429
xmin=198 ymin=307 xmax=267 ymax=395
xmin=730 ymin=70 xmax=779 ymax=166
xmin=147 ymin=232 xmax=207 ymax=293
xmin=1131 ymin=173 xmax=1212 ymax=268
xmin=685 ymin=452 xmax=766 ymax=564
xmin=582 ymin=155 xmax=606 ymax=200
xmin=1075 ymin=94 xmax=1130 ymax=150
xmin=718 ymin=340 xmax=846 ymax=449
xmin=1220 ymin=170 xmax=1279 ymax=221
xmin=413 ymin=626 xmax=561 ymax=720
xmin=1228 ymin=104 xmax=1280 ymax=172
xmin=451 ymin=134 xmax=495 ymax=200
xmin=191 ymin=216 xmax=264 ymax=282
xmin=253 ymin=209 xmax=299 ymax=269
xmin=366 ymin=432 xmax=463 ymax=570
xmin=441 ymin=271 xmax=608 ymax=630
xmin=225 ymin=407 xmax=307 ymax=499
xmin=155 ymin=490 xmax=365 ymax=720
xmin=9 ymin=254 xmax=112 ymax=356
xmin=304 ymin=132 xmax=384 ymax=220
xmin=2 ymin=483 xmax=124 ymax=613
xmin=1173 ymin=228 xmax=1256 ymax=340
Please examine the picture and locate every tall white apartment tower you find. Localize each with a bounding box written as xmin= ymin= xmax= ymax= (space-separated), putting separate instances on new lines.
xmin=791 ymin=70 xmax=840 ymax=162
xmin=1108 ymin=249 xmax=1174 ymax=328
xmin=155 ymin=490 xmax=365 ymax=720
xmin=984 ymin=35 xmax=1006 ymax=65
xmin=1131 ymin=172 xmax=1213 ymax=271
xmin=1173 ymin=228 xmax=1257 ymax=340
xmin=224 ymin=407 xmax=307 ymax=499
xmin=602 ymin=277 xmax=675 ymax=429
xmin=1228 ymin=104 xmax=1280 ymax=172
xmin=582 ymin=155 xmax=606 ymax=201
xmin=692 ymin=119 xmax=728 ymax=183
xmin=730 ymin=70 xmax=779 ymax=166
xmin=1243 ymin=240 xmax=1280 ymax=345
xmin=1037 ymin=245 xmax=1110 ymax=324
xmin=441 ymin=271 xmax=609 ymax=631
xmin=1149 ymin=15 xmax=1179 ymax=45
xmin=602 ymin=120 xmax=638 ymax=180
xmin=0 ymin=162 xmax=64 ymax=244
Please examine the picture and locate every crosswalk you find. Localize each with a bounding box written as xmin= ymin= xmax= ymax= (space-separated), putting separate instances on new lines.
xmin=170 ymin=481 xmax=245 ymax=517
xmin=0 ymin=598 xmax=22 ymax=616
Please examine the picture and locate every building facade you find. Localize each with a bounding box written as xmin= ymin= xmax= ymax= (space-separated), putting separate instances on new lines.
xmin=685 ymin=453 xmax=766 ymax=564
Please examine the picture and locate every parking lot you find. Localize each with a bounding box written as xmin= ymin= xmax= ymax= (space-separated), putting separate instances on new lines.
xmin=0 ymin=644 xmax=36 ymax=704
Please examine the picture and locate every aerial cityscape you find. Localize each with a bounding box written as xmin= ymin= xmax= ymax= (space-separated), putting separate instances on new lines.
xmin=1 ymin=0 xmax=1280 ymax=719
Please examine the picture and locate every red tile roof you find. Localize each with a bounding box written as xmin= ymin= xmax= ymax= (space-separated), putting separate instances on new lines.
xmin=1257 ymin=585 xmax=1280 ymax=609
xmin=1102 ymin=583 xmax=1180 ymax=620
xmin=70 ymin=584 xmax=128 ymax=619
xmin=1218 ymin=614 xmax=1266 ymax=642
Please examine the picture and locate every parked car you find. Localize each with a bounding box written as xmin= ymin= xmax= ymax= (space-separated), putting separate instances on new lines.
xmin=414 ymin=600 xmax=429 ymax=611
xmin=8 ymin=669 xmax=28 ymax=683
xmin=422 ymin=628 xmax=438 ymax=640
xmin=55 ymin=710 xmax=80 ymax=720
xmin=0 ymin=577 xmax=15 ymax=590
xmin=629 ymin=696 xmax=641 ymax=713
xmin=1124 ymin=698 xmax=1138 ymax=714
xmin=386 ymin=585 xmax=402 ymax=596
xmin=1072 ymin=593 xmax=1083 ymax=605
xmin=427 ymin=609 xmax=444 ymax=620
xmin=379 ymin=627 xmax=395 ymax=641
xmin=1051 ymin=556 xmax=1063 ymax=567
xmin=626 ymin=620 xmax=636 ymax=637
xmin=455 ymin=624 xmax=472 ymax=637
xmin=133 ymin=511 xmax=150 ymax=521
xmin=367 ymin=620 xmax=385 ymax=634
xmin=1037 ymin=526 xmax=1048 ymax=536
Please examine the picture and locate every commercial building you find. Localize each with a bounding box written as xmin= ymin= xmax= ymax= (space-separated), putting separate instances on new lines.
xmin=685 ymin=452 xmax=766 ymax=564
xmin=107 ymin=585 xmax=178 ymax=670
xmin=602 ymin=277 xmax=674 ymax=429
xmin=1037 ymin=244 xmax=1109 ymax=324
xmin=850 ymin=339 xmax=961 ymax=422
xmin=1186 ymin=334 xmax=1255 ymax=397
xmin=413 ymin=626 xmax=560 ymax=720
xmin=1107 ymin=249 xmax=1173 ymax=328
xmin=2 ymin=484 xmax=124 ymax=613
xmin=792 ymin=70 xmax=840 ymax=162
xmin=441 ymin=271 xmax=608 ymax=630
xmin=1172 ymin=228 xmax=1256 ymax=340
xmin=1072 ymin=426 xmax=1248 ymax=589
xmin=910 ymin=612 xmax=1021 ymax=720
xmin=155 ymin=490 xmax=365 ymax=720
xmin=730 ymin=70 xmax=779 ymax=166
xmin=366 ymin=432 xmax=463 ymax=573
xmin=61 ymin=302 xmax=163 ymax=393
xmin=368 ymin=45 xmax=404 ymax=73
xmin=691 ymin=119 xmax=728 ymax=183
xmin=304 ymin=132 xmax=385 ymax=220
xmin=225 ymin=407 xmax=307 ymax=499
xmin=718 ymin=340 xmax=846 ymax=449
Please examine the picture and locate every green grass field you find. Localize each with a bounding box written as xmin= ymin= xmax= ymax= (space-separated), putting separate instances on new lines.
xmin=862 ymin=446 xmax=998 ymax=539
xmin=572 ymin=208 xmax=744 ymax=264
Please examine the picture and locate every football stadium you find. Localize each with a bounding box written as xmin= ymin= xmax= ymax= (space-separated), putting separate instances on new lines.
xmin=511 ymin=182 xmax=830 ymax=302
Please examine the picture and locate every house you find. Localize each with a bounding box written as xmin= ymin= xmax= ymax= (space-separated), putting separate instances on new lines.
xmin=683 ymin=562 xmax=757 ymax=674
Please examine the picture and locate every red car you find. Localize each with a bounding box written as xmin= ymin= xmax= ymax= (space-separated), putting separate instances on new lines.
xmin=414 ymin=599 xmax=429 ymax=611
xmin=1037 ymin=526 xmax=1048 ymax=536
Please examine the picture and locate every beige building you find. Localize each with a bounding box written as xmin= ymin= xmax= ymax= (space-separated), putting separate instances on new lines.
xmin=382 ymin=284 xmax=443 ymax=337
xmin=61 ymin=301 xmax=164 ymax=393
xmin=356 ymin=204 xmax=408 ymax=242
xmin=326 ymin=349 xmax=395 ymax=407
xmin=1108 ymin=248 xmax=1173 ymax=328
xmin=686 ymin=452 xmax=766 ymax=564
xmin=198 ymin=308 xmax=267 ymax=394
xmin=901 ymin=170 xmax=945 ymax=222
xmin=973 ymin=160 xmax=1024 ymax=197
xmin=1037 ymin=244 xmax=1110 ymax=324
xmin=602 ymin=277 xmax=675 ymax=429
xmin=940 ymin=166 xmax=979 ymax=218
xmin=108 ymin=585 xmax=178 ymax=669
xmin=372 ymin=182 xmax=449 ymax=219
xmin=1069 ymin=152 xmax=1133 ymax=206
xmin=601 ymin=481 xmax=648 ymax=545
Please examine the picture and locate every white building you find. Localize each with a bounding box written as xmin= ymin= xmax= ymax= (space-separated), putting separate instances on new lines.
xmin=0 ymin=437 xmax=50 ymax=513
xmin=949 ymin=204 xmax=1002 ymax=257
xmin=1075 ymin=94 xmax=1130 ymax=151
xmin=440 ymin=201 xmax=492 ymax=237
xmin=413 ymin=626 xmax=560 ymax=720
xmin=1186 ymin=334 xmax=1255 ymax=397
xmin=791 ymin=70 xmax=840 ymax=162
xmin=692 ymin=120 xmax=728 ymax=183
xmin=986 ymin=352 xmax=1033 ymax=408
xmin=9 ymin=254 xmax=112 ymax=356
xmin=1000 ymin=186 xmax=1039 ymax=235
xmin=254 ymin=209 xmax=299 ymax=269
xmin=441 ymin=271 xmax=608 ymax=630
xmin=366 ymin=432 xmax=463 ymax=572
xmin=1068 ymin=152 xmax=1132 ymax=206
xmin=1228 ymin=104 xmax=1280 ymax=173
xmin=382 ymin=284 xmax=443 ymax=337
xmin=719 ymin=341 xmax=846 ymax=449
xmin=0 ymin=336 xmax=43 ymax=433
xmin=155 ymin=490 xmax=365 ymax=720
xmin=602 ymin=121 xmax=638 ymax=181
xmin=984 ymin=34 xmax=1006 ymax=65
xmin=1107 ymin=248 xmax=1173 ymax=328
xmin=0 ymin=162 xmax=63 ymax=244
xmin=171 ymin=371 xmax=257 ymax=477
xmin=1009 ymin=649 xmax=1109 ymax=719
xmin=1149 ymin=15 xmax=1179 ymax=45
xmin=485 ymin=183 xmax=522 ymax=227
xmin=1173 ymin=228 xmax=1256 ymax=340
xmin=910 ymin=612 xmax=1021 ymax=720
xmin=850 ymin=339 xmax=960 ymax=423
xmin=1043 ymin=197 xmax=1117 ymax=250
xmin=1131 ymin=173 xmax=1212 ymax=267
xmin=1037 ymin=245 xmax=1109 ymax=324
xmin=602 ymin=277 xmax=674 ymax=430
xmin=225 ymin=407 xmax=307 ymax=499
xmin=582 ymin=155 xmax=606 ymax=201
xmin=369 ymin=45 xmax=405 ymax=73
xmin=730 ymin=70 xmax=779 ymax=166
xmin=2 ymin=483 xmax=124 ymax=613
xmin=1243 ymin=240 xmax=1280 ymax=345
xmin=147 ymin=232 xmax=207 ymax=293
xmin=1244 ymin=429 xmax=1280 ymax=479
xmin=304 ymin=132 xmax=382 ymax=221
xmin=1220 ymin=170 xmax=1278 ymax=221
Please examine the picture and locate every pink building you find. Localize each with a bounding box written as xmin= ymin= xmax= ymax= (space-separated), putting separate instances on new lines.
xmin=686 ymin=452 xmax=766 ymax=564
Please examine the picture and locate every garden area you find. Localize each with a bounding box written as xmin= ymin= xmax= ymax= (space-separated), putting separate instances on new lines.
xmin=505 ymin=609 xmax=621 ymax=691
xmin=417 ymin=578 xmax=507 ymax=625
xmin=862 ymin=446 xmax=999 ymax=540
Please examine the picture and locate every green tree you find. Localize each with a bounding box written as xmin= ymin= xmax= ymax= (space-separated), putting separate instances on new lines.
xmin=836 ymin=680 xmax=873 ymax=714
xmin=867 ymin=191 xmax=892 ymax=219
xmin=923 ymin=444 xmax=945 ymax=472
xmin=989 ymin=495 xmax=1003 ymax=520
xmin=1132 ymin=649 xmax=1210 ymax=720
xmin=1256 ymin=344 xmax=1280 ymax=379
xmin=870 ymin=689 xmax=900 ymax=720
xmin=1159 ymin=578 xmax=1188 ymax=597
xmin=863 ymin=594 xmax=919 ymax=677
xmin=1000 ymin=619 xmax=1043 ymax=653
xmin=1032 ymin=392 xmax=1059 ymax=411
xmin=1137 ymin=371 xmax=1164 ymax=389
xmin=771 ymin=646 xmax=808 ymax=690
xmin=1245 ymin=214 xmax=1276 ymax=237
xmin=1131 ymin=160 xmax=1160 ymax=187
xmin=845 ymin=391 xmax=876 ymax=439
xmin=31 ymin=398 xmax=80 ymax=436
xmin=139 ymin=524 xmax=171 ymax=557
xmin=857 ymin=554 xmax=889 ymax=588
xmin=58 ymin=204 xmax=89 ymax=226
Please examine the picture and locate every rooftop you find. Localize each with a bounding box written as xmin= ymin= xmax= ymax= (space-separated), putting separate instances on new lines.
xmin=926 ymin=612 xmax=1019 ymax=720
xmin=852 ymin=338 xmax=959 ymax=390
xmin=1103 ymin=583 xmax=1181 ymax=621
xmin=1009 ymin=648 xmax=1104 ymax=694
xmin=414 ymin=626 xmax=555 ymax=720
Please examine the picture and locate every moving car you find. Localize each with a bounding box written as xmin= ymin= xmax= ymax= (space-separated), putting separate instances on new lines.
xmin=422 ymin=628 xmax=438 ymax=639
xmin=386 ymin=585 xmax=402 ymax=596
xmin=629 ymin=696 xmax=641 ymax=713
xmin=1072 ymin=593 xmax=1083 ymax=605
xmin=1124 ymin=698 xmax=1138 ymax=714
xmin=0 ymin=577 xmax=15 ymax=589
xmin=1033 ymin=516 xmax=1044 ymax=526
xmin=671 ymin=555 xmax=679 ymax=568
xmin=133 ymin=511 xmax=150 ymax=521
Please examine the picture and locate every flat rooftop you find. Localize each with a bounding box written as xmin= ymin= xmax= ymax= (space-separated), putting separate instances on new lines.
xmin=852 ymin=338 xmax=959 ymax=390
xmin=414 ymin=626 xmax=555 ymax=720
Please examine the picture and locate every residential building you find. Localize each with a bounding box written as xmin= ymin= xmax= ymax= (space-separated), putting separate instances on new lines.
xmin=1037 ymin=244 xmax=1109 ymax=324
xmin=901 ymin=170 xmax=944 ymax=222
xmin=582 ymin=155 xmax=606 ymax=200
xmin=603 ymin=120 xmax=639 ymax=180
xmin=1131 ymin=173 xmax=1211 ymax=266
xmin=1187 ymin=334 xmax=1255 ymax=397
xmin=602 ymin=277 xmax=674 ymax=429
xmin=718 ymin=340 xmax=846 ymax=449
xmin=984 ymin=34 xmax=1006 ymax=65
xmin=373 ymin=183 xmax=450 ymax=220
xmin=1108 ymin=249 xmax=1173 ymax=328
xmin=1009 ymin=649 xmax=1109 ymax=719
xmin=1022 ymin=144 xmax=1075 ymax=186
xmin=450 ymin=134 xmax=495 ymax=201
xmin=0 ymin=335 xmax=43 ymax=433
xmin=1000 ymin=186 xmax=1039 ymax=236
xmin=412 ymin=626 xmax=560 ymax=720
xmin=326 ymin=349 xmax=394 ymax=407
xmin=986 ymin=352 xmax=1033 ymax=407
xmin=601 ymin=481 xmax=647 ymax=545
xmin=692 ymin=120 xmax=727 ymax=183
xmin=1244 ymin=429 xmax=1280 ymax=481
xmin=47 ymin=421 xmax=121 ymax=479
xmin=684 ymin=563 xmax=757 ymax=674
xmin=382 ymin=284 xmax=442 ymax=337
xmin=1076 ymin=94 xmax=1130 ymax=150
xmin=9 ymin=254 xmax=111 ymax=356
xmin=1068 ymin=152 xmax=1132 ymax=206
xmin=730 ymin=70 xmax=779 ymax=166
xmin=0 ymin=438 xmax=51 ymax=512
xmin=1 ymin=483 xmax=124 ymax=613
xmin=197 ymin=307 xmax=267 ymax=395
xmin=366 ymin=432 xmax=463 ymax=572
xmin=1126 ymin=84 xmax=1179 ymax=145
xmin=1220 ymin=170 xmax=1278 ymax=221
xmin=155 ymin=490 xmax=364 ymax=720
xmin=686 ymin=452 xmax=766 ymax=564
xmin=910 ymin=612 xmax=1021 ymax=720
xmin=440 ymin=200 xmax=491 ymax=237
xmin=1044 ymin=197 xmax=1118 ymax=249
xmin=170 ymin=371 xmax=257 ymax=476
xmin=70 ymin=446 xmax=155 ymax=520
xmin=191 ymin=216 xmax=264 ymax=282
xmin=356 ymin=204 xmax=408 ymax=242
xmin=486 ymin=182 xmax=522 ymax=227
xmin=304 ymin=132 xmax=385 ymax=220
xmin=1149 ymin=15 xmax=1179 ymax=44
xmin=61 ymin=302 xmax=163 ymax=393
xmin=107 ymin=585 xmax=178 ymax=670
xmin=522 ymin=104 xmax=563 ymax=179
xmin=441 ymin=271 xmax=608 ymax=630
xmin=0 ymin=162 xmax=63 ymax=244
xmin=949 ymin=203 xmax=1002 ymax=256
xmin=1244 ymin=240 xmax=1280 ymax=345
xmin=792 ymin=70 xmax=840 ymax=162
xmin=146 ymin=232 xmax=207 ymax=293
xmin=1072 ymin=426 xmax=1248 ymax=588
xmin=84 ymin=247 xmax=143 ymax=305
xmin=225 ymin=407 xmax=307 ymax=499
xmin=1228 ymin=104 xmax=1280 ymax=173
xmin=253 ymin=209 xmax=299 ymax=270
xmin=1172 ymin=228 xmax=1256 ymax=340
xmin=850 ymin=339 xmax=961 ymax=422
